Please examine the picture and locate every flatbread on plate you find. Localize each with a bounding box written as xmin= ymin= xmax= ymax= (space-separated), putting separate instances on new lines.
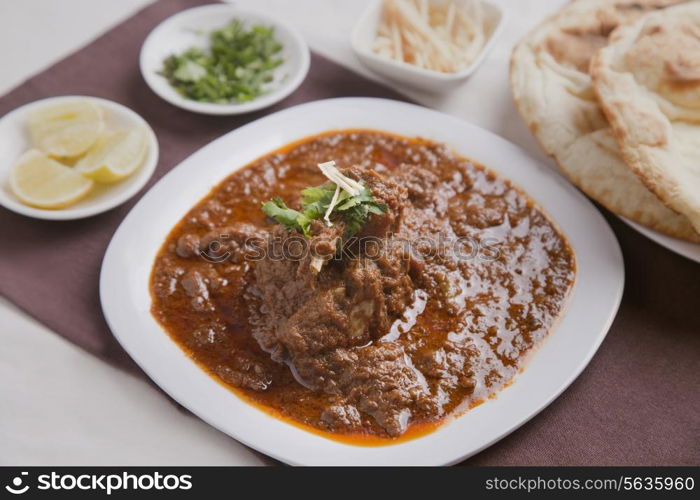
xmin=591 ymin=1 xmax=700 ymax=235
xmin=510 ymin=0 xmax=699 ymax=242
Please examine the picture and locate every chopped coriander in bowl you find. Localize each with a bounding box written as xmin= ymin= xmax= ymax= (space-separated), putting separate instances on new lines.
xmin=140 ymin=5 xmax=310 ymax=115
xmin=161 ymin=19 xmax=284 ymax=104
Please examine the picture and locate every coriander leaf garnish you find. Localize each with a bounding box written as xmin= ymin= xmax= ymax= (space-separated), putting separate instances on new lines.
xmin=261 ymin=162 xmax=388 ymax=238
xmin=160 ymin=18 xmax=284 ymax=104
xmin=261 ymin=198 xmax=303 ymax=232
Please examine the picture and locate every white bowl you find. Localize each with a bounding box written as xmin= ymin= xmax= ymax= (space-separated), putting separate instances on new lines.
xmin=0 ymin=96 xmax=158 ymax=221
xmin=140 ymin=4 xmax=310 ymax=115
xmin=352 ymin=0 xmax=505 ymax=92
xmin=101 ymin=98 xmax=624 ymax=466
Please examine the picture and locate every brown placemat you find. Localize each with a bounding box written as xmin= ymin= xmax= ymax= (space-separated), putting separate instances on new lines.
xmin=0 ymin=0 xmax=698 ymax=466
xmin=466 ymin=213 xmax=700 ymax=465
xmin=0 ymin=0 xmax=410 ymax=370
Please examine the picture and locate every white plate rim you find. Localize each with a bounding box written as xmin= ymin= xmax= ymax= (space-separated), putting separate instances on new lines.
xmin=0 ymin=95 xmax=159 ymax=220
xmin=620 ymin=217 xmax=700 ymax=264
xmin=100 ymin=97 xmax=624 ymax=466
xmin=139 ymin=4 xmax=311 ymax=116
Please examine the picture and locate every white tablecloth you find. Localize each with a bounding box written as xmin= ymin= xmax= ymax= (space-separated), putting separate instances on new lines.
xmin=0 ymin=0 xmax=567 ymax=465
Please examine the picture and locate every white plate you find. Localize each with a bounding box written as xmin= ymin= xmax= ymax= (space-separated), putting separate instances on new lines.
xmin=140 ymin=4 xmax=310 ymax=115
xmin=352 ymin=0 xmax=505 ymax=92
xmin=0 ymin=96 xmax=158 ymax=220
xmin=101 ymin=98 xmax=624 ymax=466
xmin=622 ymin=218 xmax=700 ymax=263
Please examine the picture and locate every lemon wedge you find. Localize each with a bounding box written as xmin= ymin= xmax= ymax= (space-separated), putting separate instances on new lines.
xmin=75 ymin=128 xmax=148 ymax=183
xmin=27 ymin=101 xmax=104 ymax=157
xmin=10 ymin=150 xmax=94 ymax=209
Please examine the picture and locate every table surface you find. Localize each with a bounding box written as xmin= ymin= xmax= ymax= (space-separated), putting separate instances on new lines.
xmin=0 ymin=0 xmax=578 ymax=465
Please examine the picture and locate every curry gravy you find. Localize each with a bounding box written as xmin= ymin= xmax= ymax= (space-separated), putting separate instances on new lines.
xmin=150 ymin=130 xmax=575 ymax=443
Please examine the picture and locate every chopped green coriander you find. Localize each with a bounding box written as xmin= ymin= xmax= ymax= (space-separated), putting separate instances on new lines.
xmin=160 ymin=18 xmax=284 ymax=104
xmin=261 ymin=165 xmax=388 ymax=238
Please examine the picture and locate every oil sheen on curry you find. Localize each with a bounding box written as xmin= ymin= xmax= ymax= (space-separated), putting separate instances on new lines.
xmin=150 ymin=130 xmax=575 ymax=443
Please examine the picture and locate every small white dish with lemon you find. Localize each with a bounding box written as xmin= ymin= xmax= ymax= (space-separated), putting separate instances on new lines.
xmin=0 ymin=96 xmax=158 ymax=220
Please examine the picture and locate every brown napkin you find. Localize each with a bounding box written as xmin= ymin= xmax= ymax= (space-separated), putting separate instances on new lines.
xmin=0 ymin=0 xmax=698 ymax=466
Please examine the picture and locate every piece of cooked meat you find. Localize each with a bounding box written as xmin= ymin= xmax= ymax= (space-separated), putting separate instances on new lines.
xmin=250 ymin=166 xmax=430 ymax=436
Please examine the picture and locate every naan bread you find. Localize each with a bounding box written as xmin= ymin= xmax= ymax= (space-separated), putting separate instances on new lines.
xmin=510 ymin=0 xmax=700 ymax=241
xmin=591 ymin=1 xmax=700 ymax=234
